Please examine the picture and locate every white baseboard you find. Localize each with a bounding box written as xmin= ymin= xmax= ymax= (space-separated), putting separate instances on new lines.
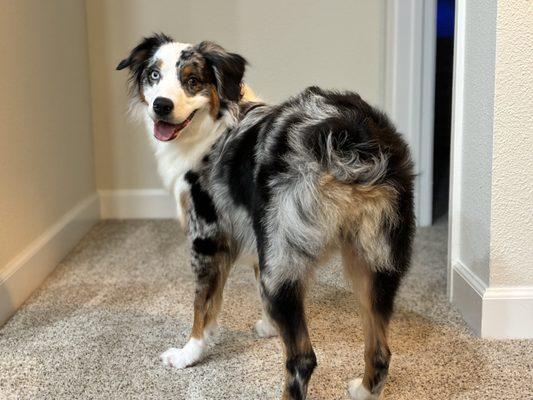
xmin=99 ymin=189 xmax=176 ymax=219
xmin=482 ymin=287 xmax=533 ymax=339
xmin=451 ymin=261 xmax=533 ymax=339
xmin=450 ymin=261 xmax=484 ymax=335
xmin=0 ymin=194 xmax=100 ymax=326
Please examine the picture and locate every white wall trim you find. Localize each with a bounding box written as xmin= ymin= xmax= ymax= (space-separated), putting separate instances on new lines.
xmin=0 ymin=194 xmax=100 ymax=326
xmin=385 ymin=0 xmax=436 ymax=227
xmin=450 ymin=261 xmax=485 ymax=336
xmin=448 ymin=0 xmax=467 ymax=300
xmin=419 ymin=0 xmax=437 ymax=226
xmin=482 ymin=287 xmax=533 ymax=339
xmin=99 ymin=189 xmax=176 ymax=219
xmin=451 ymin=261 xmax=533 ymax=339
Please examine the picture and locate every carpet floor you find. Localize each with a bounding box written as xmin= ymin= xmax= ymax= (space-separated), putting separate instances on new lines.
xmin=0 ymin=219 xmax=531 ymax=399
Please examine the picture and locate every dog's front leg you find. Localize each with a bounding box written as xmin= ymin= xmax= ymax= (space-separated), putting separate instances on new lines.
xmin=161 ymin=244 xmax=230 ymax=369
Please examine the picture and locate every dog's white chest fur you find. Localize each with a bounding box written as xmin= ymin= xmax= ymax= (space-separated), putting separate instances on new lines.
xmin=143 ymin=112 xmax=226 ymax=225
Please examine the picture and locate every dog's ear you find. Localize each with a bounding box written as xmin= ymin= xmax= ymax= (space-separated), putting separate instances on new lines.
xmin=116 ymin=33 xmax=173 ymax=93
xmin=197 ymin=41 xmax=247 ymax=103
xmin=116 ymin=33 xmax=173 ymax=71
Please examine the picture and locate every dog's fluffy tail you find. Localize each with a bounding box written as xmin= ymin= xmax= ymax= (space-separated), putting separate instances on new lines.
xmin=307 ymin=118 xmax=390 ymax=186
xmin=323 ymin=131 xmax=388 ymax=185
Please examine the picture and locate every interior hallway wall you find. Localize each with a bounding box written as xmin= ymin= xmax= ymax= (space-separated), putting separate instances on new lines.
xmin=455 ymin=0 xmax=497 ymax=286
xmin=0 ymin=0 xmax=97 ymax=325
xmin=489 ymin=0 xmax=533 ymax=287
xmin=86 ymin=0 xmax=387 ymax=192
xmin=449 ymin=0 xmax=533 ymax=338
xmin=0 ymin=0 xmax=95 ymax=271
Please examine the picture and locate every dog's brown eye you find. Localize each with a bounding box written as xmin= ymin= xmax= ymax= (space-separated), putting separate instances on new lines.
xmin=187 ymin=77 xmax=198 ymax=88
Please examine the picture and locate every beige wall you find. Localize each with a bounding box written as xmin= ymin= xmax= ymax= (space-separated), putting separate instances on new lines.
xmin=456 ymin=0 xmax=497 ymax=286
xmin=86 ymin=0 xmax=386 ymax=190
xmin=489 ymin=0 xmax=533 ymax=287
xmin=450 ymin=0 xmax=533 ymax=338
xmin=0 ymin=0 xmax=95 ymax=270
xmin=453 ymin=0 xmax=533 ymax=288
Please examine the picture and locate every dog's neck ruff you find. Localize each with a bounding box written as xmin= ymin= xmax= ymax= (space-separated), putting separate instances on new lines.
xmin=144 ymin=108 xmax=230 ymax=191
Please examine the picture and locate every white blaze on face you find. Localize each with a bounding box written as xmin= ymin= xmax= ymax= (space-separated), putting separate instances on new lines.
xmin=143 ymin=42 xmax=210 ymax=124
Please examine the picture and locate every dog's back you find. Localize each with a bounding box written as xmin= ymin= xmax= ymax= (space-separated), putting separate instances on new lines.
xmin=213 ymin=85 xmax=414 ymax=277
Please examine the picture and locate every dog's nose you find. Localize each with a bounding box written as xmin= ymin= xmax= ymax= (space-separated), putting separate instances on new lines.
xmin=153 ymin=97 xmax=174 ymax=117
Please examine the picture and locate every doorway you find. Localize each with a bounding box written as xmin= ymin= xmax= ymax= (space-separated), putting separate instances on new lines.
xmin=432 ymin=0 xmax=455 ymax=221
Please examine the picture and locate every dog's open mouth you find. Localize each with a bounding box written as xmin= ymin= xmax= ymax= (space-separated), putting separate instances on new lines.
xmin=153 ymin=111 xmax=197 ymax=142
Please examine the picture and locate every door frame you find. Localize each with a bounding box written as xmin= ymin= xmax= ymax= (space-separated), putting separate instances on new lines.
xmin=447 ymin=0 xmax=465 ymax=299
xmin=385 ymin=0 xmax=436 ymax=227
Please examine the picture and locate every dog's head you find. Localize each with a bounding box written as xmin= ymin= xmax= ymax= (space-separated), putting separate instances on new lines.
xmin=117 ymin=34 xmax=247 ymax=141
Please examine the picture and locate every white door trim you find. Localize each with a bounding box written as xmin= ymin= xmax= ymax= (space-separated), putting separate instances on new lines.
xmin=385 ymin=0 xmax=436 ymax=227
xmin=447 ymin=0 xmax=466 ymax=299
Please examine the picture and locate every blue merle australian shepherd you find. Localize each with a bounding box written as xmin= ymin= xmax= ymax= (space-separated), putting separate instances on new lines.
xmin=117 ymin=34 xmax=414 ymax=400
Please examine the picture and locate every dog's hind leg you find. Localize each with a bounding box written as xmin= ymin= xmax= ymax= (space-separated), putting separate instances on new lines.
xmin=342 ymin=246 xmax=399 ymax=400
xmin=161 ymin=242 xmax=231 ymax=369
xmin=253 ymin=263 xmax=278 ymax=338
xmin=317 ymin=172 xmax=413 ymax=398
xmin=342 ymin=202 xmax=413 ymax=400
xmin=260 ymin=272 xmax=317 ymax=400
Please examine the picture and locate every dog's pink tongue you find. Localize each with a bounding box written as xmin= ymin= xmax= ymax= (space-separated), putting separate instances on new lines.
xmin=154 ymin=121 xmax=178 ymax=141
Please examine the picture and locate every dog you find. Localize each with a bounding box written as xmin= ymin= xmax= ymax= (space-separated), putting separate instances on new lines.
xmin=117 ymin=34 xmax=414 ymax=400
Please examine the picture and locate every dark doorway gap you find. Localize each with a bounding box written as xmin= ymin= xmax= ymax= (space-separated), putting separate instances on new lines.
xmin=432 ymin=0 xmax=455 ymax=221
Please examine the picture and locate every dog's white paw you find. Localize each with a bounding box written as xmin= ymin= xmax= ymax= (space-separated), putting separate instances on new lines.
xmin=254 ymin=319 xmax=278 ymax=338
xmin=348 ymin=378 xmax=380 ymax=400
xmin=160 ymin=338 xmax=206 ymax=369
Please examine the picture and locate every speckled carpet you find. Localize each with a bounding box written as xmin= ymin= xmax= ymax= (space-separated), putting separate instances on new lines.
xmin=0 ymin=219 xmax=531 ymax=399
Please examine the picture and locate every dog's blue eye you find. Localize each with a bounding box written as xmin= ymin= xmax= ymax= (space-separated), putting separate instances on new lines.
xmin=150 ymin=70 xmax=160 ymax=80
